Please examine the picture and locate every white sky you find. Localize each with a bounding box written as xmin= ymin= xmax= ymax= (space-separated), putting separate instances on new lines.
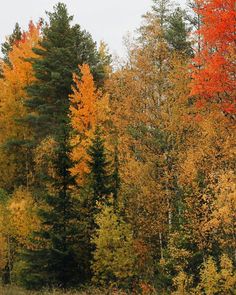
xmin=0 ymin=0 xmax=186 ymax=57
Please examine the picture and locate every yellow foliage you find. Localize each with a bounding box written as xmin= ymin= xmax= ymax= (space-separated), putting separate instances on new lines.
xmin=205 ymin=171 xmax=236 ymax=251
xmin=9 ymin=187 xmax=40 ymax=248
xmin=0 ymin=21 xmax=40 ymax=143
xmin=34 ymin=136 xmax=58 ymax=194
xmin=172 ymin=271 xmax=192 ymax=295
xmin=0 ymin=22 xmax=41 ymax=189
xmin=92 ymin=204 xmax=136 ymax=287
xmin=0 ymin=192 xmax=10 ymax=271
xmin=194 ymin=255 xmax=236 ymax=294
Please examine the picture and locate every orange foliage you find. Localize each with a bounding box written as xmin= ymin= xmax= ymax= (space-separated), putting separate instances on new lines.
xmin=0 ymin=21 xmax=41 ymax=142
xmin=69 ymin=64 xmax=109 ymax=183
xmin=0 ymin=21 xmax=41 ymax=189
xmin=69 ymin=64 xmax=97 ymax=135
xmin=190 ymin=0 xmax=236 ymax=114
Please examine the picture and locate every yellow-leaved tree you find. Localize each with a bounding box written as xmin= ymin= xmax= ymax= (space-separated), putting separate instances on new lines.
xmin=0 ymin=21 xmax=41 ymax=190
xmin=92 ymin=202 xmax=136 ymax=288
xmin=69 ymin=63 xmax=110 ymax=184
xmin=9 ymin=187 xmax=41 ymax=249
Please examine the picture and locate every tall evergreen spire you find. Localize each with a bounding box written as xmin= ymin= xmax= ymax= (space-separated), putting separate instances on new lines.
xmin=20 ymin=3 xmax=106 ymax=289
xmin=86 ymin=127 xmax=112 ymax=205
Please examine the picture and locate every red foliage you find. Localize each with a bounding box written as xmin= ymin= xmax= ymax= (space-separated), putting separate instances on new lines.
xmin=191 ymin=0 xmax=236 ymax=114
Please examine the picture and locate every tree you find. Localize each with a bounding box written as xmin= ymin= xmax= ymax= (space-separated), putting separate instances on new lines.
xmin=86 ymin=127 xmax=112 ymax=205
xmin=1 ymin=22 xmax=22 ymax=65
xmin=111 ymin=143 xmax=120 ymax=207
xmin=8 ymin=188 xmax=40 ymax=249
xmin=195 ymin=255 xmax=236 ymax=294
xmin=69 ymin=64 xmax=98 ymax=182
xmin=106 ymin=2 xmax=193 ymax=285
xmin=92 ymin=203 xmax=136 ymax=288
xmin=69 ymin=64 xmax=110 ymax=184
xmin=19 ymin=133 xmax=83 ymax=288
xmin=165 ymin=7 xmax=193 ymax=56
xmin=0 ymin=189 xmax=13 ymax=284
xmin=190 ymin=0 xmax=236 ymax=115
xmin=76 ymin=127 xmax=113 ymax=280
xmin=25 ymin=3 xmax=105 ymax=142
xmin=20 ymin=3 xmax=105 ymax=289
xmin=69 ymin=63 xmax=113 ymax=282
xmin=0 ymin=21 xmax=40 ymax=191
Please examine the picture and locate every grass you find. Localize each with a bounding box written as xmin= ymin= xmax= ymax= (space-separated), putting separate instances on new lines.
xmin=0 ymin=286 xmax=129 ymax=295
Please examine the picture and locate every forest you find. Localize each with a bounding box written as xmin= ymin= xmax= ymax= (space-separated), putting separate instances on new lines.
xmin=0 ymin=0 xmax=235 ymax=294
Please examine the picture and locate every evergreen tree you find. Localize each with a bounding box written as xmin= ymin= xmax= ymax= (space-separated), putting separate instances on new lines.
xmin=20 ymin=2 xmax=106 ymax=289
xmin=111 ymin=143 xmax=120 ymax=208
xmin=151 ymin=1 xmax=192 ymax=56
xmin=20 ymin=137 xmax=83 ymax=289
xmin=86 ymin=127 xmax=112 ymax=207
xmin=165 ymin=8 xmax=193 ymax=56
xmin=1 ymin=22 xmax=22 ymax=65
xmin=25 ymin=3 xmax=104 ymax=142
xmin=74 ymin=127 xmax=113 ymax=283
xmin=152 ymin=0 xmax=171 ymax=29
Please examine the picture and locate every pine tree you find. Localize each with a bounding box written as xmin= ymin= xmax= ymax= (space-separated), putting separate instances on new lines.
xmin=25 ymin=3 xmax=104 ymax=142
xmin=165 ymin=7 xmax=193 ymax=56
xmin=20 ymin=2 xmax=106 ymax=289
xmin=70 ymin=127 xmax=113 ymax=283
xmin=1 ymin=22 xmax=22 ymax=66
xmin=20 ymin=133 xmax=83 ymax=289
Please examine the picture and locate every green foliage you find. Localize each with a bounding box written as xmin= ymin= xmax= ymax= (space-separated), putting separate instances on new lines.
xmin=1 ymin=22 xmax=22 ymax=65
xmin=19 ymin=3 xmax=105 ymax=289
xmin=0 ymin=0 xmax=234 ymax=292
xmin=25 ymin=3 xmax=104 ymax=142
xmin=86 ymin=127 xmax=112 ymax=205
xmin=92 ymin=203 xmax=136 ymax=288
xmin=19 ymin=141 xmax=82 ymax=289
xmin=165 ymin=8 xmax=193 ymax=55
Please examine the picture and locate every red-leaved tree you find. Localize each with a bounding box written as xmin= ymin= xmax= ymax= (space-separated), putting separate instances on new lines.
xmin=191 ymin=0 xmax=236 ymax=114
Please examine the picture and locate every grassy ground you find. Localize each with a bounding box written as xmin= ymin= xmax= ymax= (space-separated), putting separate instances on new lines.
xmin=0 ymin=286 xmax=129 ymax=295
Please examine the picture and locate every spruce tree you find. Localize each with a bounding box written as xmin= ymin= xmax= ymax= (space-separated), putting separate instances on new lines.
xmin=111 ymin=143 xmax=120 ymax=208
xmin=20 ymin=137 xmax=83 ymax=289
xmin=86 ymin=127 xmax=112 ymax=207
xmin=77 ymin=127 xmax=113 ymax=282
xmin=20 ymin=2 xmax=106 ymax=289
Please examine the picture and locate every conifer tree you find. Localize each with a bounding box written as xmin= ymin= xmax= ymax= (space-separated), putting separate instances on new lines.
xmin=25 ymin=3 xmax=104 ymax=142
xmin=20 ymin=133 xmax=82 ymax=289
xmin=20 ymin=3 xmax=106 ymax=289
xmin=165 ymin=7 xmax=193 ymax=56
xmin=86 ymin=127 xmax=112 ymax=207
xmin=111 ymin=143 xmax=120 ymax=208
xmin=72 ymin=127 xmax=113 ymax=283
xmin=1 ymin=22 xmax=22 ymax=65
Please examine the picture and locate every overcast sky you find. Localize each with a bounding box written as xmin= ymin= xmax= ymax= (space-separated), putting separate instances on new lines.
xmin=0 ymin=0 xmax=186 ymax=57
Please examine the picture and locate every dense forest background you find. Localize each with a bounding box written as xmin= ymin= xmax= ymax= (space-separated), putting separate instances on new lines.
xmin=0 ymin=0 xmax=235 ymax=294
